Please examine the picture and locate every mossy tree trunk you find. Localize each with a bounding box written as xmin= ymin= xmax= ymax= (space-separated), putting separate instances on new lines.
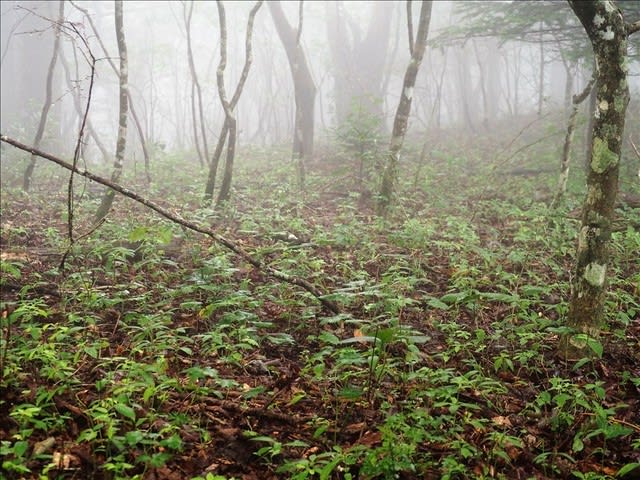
xmin=561 ymin=0 xmax=634 ymax=358
xmin=378 ymin=0 xmax=432 ymax=214
xmin=96 ymin=0 xmax=129 ymax=223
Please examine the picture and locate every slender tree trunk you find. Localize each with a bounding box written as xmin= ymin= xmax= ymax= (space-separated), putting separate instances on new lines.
xmin=204 ymin=0 xmax=262 ymax=206
xmin=551 ymin=75 xmax=595 ymax=209
xmin=378 ymin=0 xmax=433 ymax=213
xmin=59 ymin=48 xmax=110 ymax=164
xmin=561 ymin=0 xmax=632 ymax=358
xmin=184 ymin=0 xmax=209 ymax=167
xmin=537 ymin=23 xmax=545 ymax=115
xmin=268 ymin=0 xmax=316 ymax=188
xmin=70 ymin=0 xmax=150 ymax=181
xmin=190 ymin=82 xmax=204 ymax=166
xmin=95 ymin=0 xmax=128 ymax=222
xmin=23 ymin=0 xmax=64 ymax=191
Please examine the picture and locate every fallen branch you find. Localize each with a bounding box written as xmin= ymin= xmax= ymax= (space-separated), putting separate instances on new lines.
xmin=0 ymin=134 xmax=340 ymax=314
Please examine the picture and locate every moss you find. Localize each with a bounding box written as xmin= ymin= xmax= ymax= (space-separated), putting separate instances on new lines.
xmin=591 ymin=137 xmax=618 ymax=173
xmin=586 ymin=185 xmax=603 ymax=206
xmin=584 ymin=262 xmax=606 ymax=287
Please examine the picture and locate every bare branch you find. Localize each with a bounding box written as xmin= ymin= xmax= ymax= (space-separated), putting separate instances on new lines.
xmin=0 ymin=134 xmax=340 ymax=315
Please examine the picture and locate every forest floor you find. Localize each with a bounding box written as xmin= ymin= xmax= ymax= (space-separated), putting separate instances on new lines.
xmin=1 ymin=126 xmax=640 ymax=480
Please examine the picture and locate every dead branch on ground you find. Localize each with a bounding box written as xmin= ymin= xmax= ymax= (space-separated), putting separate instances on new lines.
xmin=0 ymin=134 xmax=340 ymax=315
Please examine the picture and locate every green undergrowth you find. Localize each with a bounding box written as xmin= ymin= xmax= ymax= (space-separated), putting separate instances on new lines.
xmin=1 ymin=133 xmax=639 ymax=480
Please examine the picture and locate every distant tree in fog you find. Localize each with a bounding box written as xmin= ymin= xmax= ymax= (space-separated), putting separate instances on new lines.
xmin=22 ymin=0 xmax=64 ymax=191
xmin=268 ymin=0 xmax=315 ymax=189
xmin=326 ymin=1 xmax=394 ymax=132
xmin=182 ymin=0 xmax=209 ymax=168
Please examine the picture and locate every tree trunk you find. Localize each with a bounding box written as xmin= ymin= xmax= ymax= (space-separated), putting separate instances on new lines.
xmin=561 ymin=0 xmax=632 ymax=358
xmin=378 ymin=0 xmax=433 ymax=213
xmin=205 ymin=0 xmax=262 ymax=207
xmin=326 ymin=2 xmax=393 ymax=130
xmin=23 ymin=0 xmax=64 ymax=191
xmin=268 ymin=0 xmax=316 ymax=187
xmin=59 ymin=48 xmax=110 ymax=164
xmin=95 ymin=0 xmax=128 ymax=223
xmin=537 ymin=23 xmax=545 ymax=115
xmin=70 ymin=1 xmax=150 ymax=182
xmin=551 ymin=75 xmax=595 ymax=209
xmin=184 ymin=0 xmax=209 ymax=167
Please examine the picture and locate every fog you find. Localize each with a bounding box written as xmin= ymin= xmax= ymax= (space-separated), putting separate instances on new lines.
xmin=3 ymin=0 xmax=637 ymax=166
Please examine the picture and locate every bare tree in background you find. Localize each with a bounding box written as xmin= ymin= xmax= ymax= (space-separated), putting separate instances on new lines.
xmin=59 ymin=47 xmax=110 ymax=165
xmin=269 ymin=0 xmax=315 ymax=188
xmin=204 ymin=0 xmax=262 ymax=207
xmin=22 ymin=0 xmax=64 ymax=191
xmin=69 ymin=0 xmax=150 ymax=182
xmin=183 ymin=0 xmax=209 ymax=167
xmin=95 ymin=0 xmax=128 ymax=223
xmin=561 ymin=0 xmax=638 ymax=358
xmin=378 ymin=0 xmax=433 ymax=213
xmin=326 ymin=1 xmax=394 ymax=130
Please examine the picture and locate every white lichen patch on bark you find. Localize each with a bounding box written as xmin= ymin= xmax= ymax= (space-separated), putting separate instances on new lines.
xmin=593 ymin=13 xmax=605 ymax=27
xmin=598 ymin=99 xmax=609 ymax=112
xmin=404 ymin=86 xmax=413 ymax=100
xmin=577 ymin=226 xmax=589 ymax=251
xmin=598 ymin=26 xmax=615 ymax=41
xmin=583 ymin=262 xmax=606 ymax=287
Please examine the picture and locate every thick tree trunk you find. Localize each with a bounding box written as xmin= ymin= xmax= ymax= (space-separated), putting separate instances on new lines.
xmin=378 ymin=1 xmax=433 ymax=213
xmin=95 ymin=0 xmax=128 ymax=223
xmin=561 ymin=0 xmax=631 ymax=358
xmin=23 ymin=0 xmax=64 ymax=191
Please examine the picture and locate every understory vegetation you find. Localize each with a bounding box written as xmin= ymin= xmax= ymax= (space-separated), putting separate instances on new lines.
xmin=1 ymin=119 xmax=639 ymax=480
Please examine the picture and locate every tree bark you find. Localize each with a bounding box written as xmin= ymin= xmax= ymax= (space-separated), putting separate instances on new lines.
xmin=378 ymin=0 xmax=433 ymax=213
xmin=204 ymin=0 xmax=262 ymax=207
xmin=23 ymin=0 xmax=64 ymax=191
xmin=69 ymin=0 xmax=150 ymax=182
xmin=551 ymin=74 xmax=595 ymax=209
xmin=561 ymin=0 xmax=632 ymax=358
xmin=95 ymin=0 xmax=128 ymax=223
xmin=268 ymin=0 xmax=316 ymax=188
xmin=183 ymin=0 xmax=209 ymax=167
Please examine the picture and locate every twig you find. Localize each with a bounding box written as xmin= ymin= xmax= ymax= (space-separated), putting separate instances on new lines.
xmin=0 ymin=135 xmax=340 ymax=314
xmin=61 ymin=22 xmax=98 ymax=271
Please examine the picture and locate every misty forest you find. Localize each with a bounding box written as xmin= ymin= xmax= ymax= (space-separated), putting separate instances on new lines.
xmin=1 ymin=1 xmax=640 ymax=479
